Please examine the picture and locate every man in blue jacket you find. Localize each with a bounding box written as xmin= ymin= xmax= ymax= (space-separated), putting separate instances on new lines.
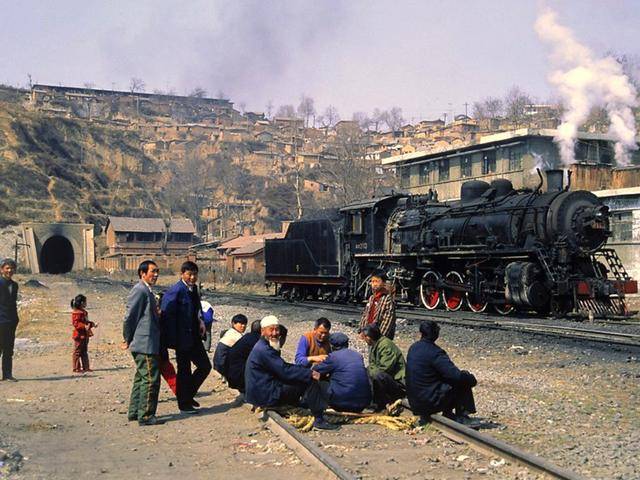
xmin=245 ymin=315 xmax=337 ymax=430
xmin=161 ymin=261 xmax=211 ymax=414
xmin=406 ymin=320 xmax=478 ymax=425
xmin=313 ymin=332 xmax=371 ymax=413
xmin=0 ymin=259 xmax=19 ymax=381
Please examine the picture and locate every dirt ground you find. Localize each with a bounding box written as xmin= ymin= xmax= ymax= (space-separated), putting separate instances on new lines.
xmin=1 ymin=275 xmax=639 ymax=479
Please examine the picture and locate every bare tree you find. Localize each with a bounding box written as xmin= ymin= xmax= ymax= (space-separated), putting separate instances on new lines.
xmin=239 ymin=101 xmax=247 ymax=113
xmin=83 ymin=82 xmax=96 ymax=89
xmin=473 ymin=96 xmax=503 ymax=119
xmin=383 ymin=106 xmax=404 ymax=132
xmin=318 ymin=128 xmax=380 ymax=205
xmin=129 ymin=77 xmax=145 ymax=93
xmin=370 ymin=108 xmax=386 ymax=131
xmin=504 ymin=86 xmax=532 ymax=127
xmin=189 ymin=86 xmax=207 ymax=98
xmin=318 ymin=105 xmax=340 ymax=130
xmin=297 ymin=95 xmax=316 ymax=128
xmin=266 ymin=100 xmax=274 ymax=119
xmin=216 ymin=90 xmax=229 ymax=100
xmin=276 ymin=104 xmax=297 ymax=118
xmin=352 ymin=111 xmax=371 ymax=130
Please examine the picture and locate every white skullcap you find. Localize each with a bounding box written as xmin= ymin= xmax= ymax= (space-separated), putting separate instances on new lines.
xmin=260 ymin=315 xmax=280 ymax=328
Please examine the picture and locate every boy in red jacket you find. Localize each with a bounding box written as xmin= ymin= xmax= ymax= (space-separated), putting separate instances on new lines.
xmin=71 ymin=294 xmax=97 ymax=373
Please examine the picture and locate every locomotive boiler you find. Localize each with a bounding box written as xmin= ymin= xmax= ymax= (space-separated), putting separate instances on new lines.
xmin=265 ymin=170 xmax=637 ymax=318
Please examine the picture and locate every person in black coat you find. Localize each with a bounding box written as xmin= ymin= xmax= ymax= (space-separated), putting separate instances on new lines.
xmin=244 ymin=316 xmax=337 ymax=430
xmin=0 ymin=259 xmax=19 ymax=381
xmin=406 ymin=320 xmax=477 ymax=424
xmin=161 ymin=261 xmax=211 ymax=414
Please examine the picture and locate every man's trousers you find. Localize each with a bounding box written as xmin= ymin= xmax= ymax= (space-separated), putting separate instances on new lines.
xmin=128 ymin=352 xmax=161 ymax=421
xmin=0 ymin=323 xmax=17 ymax=379
xmin=175 ymin=339 xmax=212 ymax=410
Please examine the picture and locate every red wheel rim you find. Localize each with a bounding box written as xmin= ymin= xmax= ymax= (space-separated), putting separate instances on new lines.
xmin=467 ymin=295 xmax=488 ymax=313
xmin=420 ymin=271 xmax=441 ymax=310
xmin=494 ymin=303 xmax=514 ymax=315
xmin=443 ymin=271 xmax=464 ymax=311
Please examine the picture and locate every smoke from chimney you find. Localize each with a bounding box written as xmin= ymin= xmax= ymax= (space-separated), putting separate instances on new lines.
xmin=534 ymin=8 xmax=638 ymax=167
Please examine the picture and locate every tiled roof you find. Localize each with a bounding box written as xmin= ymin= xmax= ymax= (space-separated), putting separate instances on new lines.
xmin=229 ymin=242 xmax=264 ymax=256
xmin=218 ymin=232 xmax=285 ymax=250
xmin=108 ymin=216 xmax=195 ymax=234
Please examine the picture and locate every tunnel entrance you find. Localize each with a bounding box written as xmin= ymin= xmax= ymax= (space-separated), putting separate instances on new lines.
xmin=40 ymin=235 xmax=75 ymax=274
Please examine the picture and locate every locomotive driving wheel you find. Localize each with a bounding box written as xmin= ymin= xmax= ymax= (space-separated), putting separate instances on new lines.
xmin=419 ymin=270 xmax=441 ymax=310
xmin=442 ymin=271 xmax=465 ymax=312
xmin=466 ymin=290 xmax=488 ymax=313
xmin=493 ymin=303 xmax=514 ymax=315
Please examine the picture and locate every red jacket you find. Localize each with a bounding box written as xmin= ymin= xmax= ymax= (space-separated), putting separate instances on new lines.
xmin=72 ymin=309 xmax=94 ymax=340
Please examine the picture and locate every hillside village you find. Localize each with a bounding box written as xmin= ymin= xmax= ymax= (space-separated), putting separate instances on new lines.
xmin=1 ymin=82 xmax=639 ymax=273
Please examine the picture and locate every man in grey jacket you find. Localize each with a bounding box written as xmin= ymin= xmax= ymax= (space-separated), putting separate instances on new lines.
xmin=123 ymin=260 xmax=164 ymax=426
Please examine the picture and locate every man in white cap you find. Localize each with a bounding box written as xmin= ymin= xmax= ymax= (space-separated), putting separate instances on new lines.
xmin=244 ymin=315 xmax=337 ymax=430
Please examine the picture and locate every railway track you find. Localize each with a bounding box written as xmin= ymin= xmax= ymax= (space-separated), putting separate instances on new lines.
xmin=259 ymin=408 xmax=586 ymax=479
xmin=211 ymin=291 xmax=640 ymax=348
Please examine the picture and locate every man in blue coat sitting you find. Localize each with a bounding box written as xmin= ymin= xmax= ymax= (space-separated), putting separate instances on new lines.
xmin=245 ymin=315 xmax=337 ymax=430
xmin=406 ymin=320 xmax=478 ymax=425
xmin=161 ymin=261 xmax=212 ymax=414
xmin=313 ymin=332 xmax=372 ymax=413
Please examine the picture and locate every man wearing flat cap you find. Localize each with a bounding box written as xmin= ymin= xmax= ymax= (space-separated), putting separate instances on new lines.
xmin=245 ymin=315 xmax=337 ymax=430
xmin=359 ymin=270 xmax=396 ymax=339
xmin=313 ymin=332 xmax=371 ymax=413
xmin=0 ymin=259 xmax=19 ymax=381
xmin=406 ymin=320 xmax=478 ymax=426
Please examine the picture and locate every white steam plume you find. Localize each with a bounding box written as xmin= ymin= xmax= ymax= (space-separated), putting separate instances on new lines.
xmin=535 ymin=8 xmax=638 ymax=166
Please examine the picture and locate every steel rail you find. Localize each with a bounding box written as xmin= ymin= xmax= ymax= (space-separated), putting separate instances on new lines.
xmin=261 ymin=410 xmax=356 ymax=480
xmin=212 ymin=291 xmax=640 ymax=348
xmin=429 ymin=414 xmax=587 ymax=480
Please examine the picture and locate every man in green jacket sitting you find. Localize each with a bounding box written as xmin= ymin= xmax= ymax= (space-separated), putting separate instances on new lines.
xmin=361 ymin=324 xmax=406 ymax=411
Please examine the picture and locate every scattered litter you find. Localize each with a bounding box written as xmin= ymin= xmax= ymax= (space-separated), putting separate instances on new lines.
xmin=456 ymin=455 xmax=470 ymax=462
xmin=6 ymin=398 xmax=26 ymax=403
xmin=490 ymin=458 xmax=506 ymax=468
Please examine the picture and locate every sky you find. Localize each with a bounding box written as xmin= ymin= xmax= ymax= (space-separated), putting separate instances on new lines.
xmin=1 ymin=0 xmax=639 ymax=122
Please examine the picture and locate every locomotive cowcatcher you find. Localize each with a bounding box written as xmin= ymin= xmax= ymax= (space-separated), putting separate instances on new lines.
xmin=264 ymin=169 xmax=637 ymax=318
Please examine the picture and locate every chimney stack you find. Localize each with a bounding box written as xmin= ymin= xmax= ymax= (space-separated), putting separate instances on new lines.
xmin=545 ymin=169 xmax=564 ymax=192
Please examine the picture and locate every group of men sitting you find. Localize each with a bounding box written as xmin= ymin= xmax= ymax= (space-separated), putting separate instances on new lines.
xmin=213 ymin=313 xmax=478 ymax=430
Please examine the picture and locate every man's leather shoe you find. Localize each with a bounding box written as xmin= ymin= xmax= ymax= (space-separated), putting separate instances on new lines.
xmin=312 ymin=418 xmax=339 ymax=430
xmin=138 ymin=416 xmax=165 ymax=426
xmin=191 ymin=399 xmax=200 ymax=408
xmin=179 ymin=407 xmax=199 ymax=415
xmin=2 ymin=377 xmax=18 ymax=382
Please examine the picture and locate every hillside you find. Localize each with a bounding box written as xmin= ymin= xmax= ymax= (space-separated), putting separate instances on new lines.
xmin=0 ymin=88 xmax=323 ymax=234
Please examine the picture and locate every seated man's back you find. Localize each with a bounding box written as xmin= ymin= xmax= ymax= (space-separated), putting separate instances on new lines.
xmin=314 ymin=332 xmax=371 ymax=412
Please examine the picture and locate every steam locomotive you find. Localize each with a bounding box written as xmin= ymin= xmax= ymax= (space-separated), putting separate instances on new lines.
xmin=264 ymin=170 xmax=637 ymax=318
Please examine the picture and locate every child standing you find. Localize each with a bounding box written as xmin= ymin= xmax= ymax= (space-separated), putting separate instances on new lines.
xmin=71 ymin=294 xmax=97 ymax=373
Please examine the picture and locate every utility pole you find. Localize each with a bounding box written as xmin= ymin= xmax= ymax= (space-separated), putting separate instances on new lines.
xmin=464 ymin=102 xmax=469 ymax=117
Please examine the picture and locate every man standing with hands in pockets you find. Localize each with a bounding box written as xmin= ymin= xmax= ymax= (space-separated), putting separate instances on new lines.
xmin=123 ymin=260 xmax=164 ymax=426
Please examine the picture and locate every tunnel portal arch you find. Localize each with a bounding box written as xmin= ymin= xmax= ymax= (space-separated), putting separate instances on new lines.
xmin=40 ymin=235 xmax=75 ymax=274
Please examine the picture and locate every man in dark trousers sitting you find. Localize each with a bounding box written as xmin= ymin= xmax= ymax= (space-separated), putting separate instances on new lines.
xmin=361 ymin=324 xmax=406 ymax=411
xmin=225 ymin=319 xmax=261 ymax=393
xmin=161 ymin=261 xmax=212 ymax=414
xmin=313 ymin=332 xmax=371 ymax=413
xmin=406 ymin=320 xmax=478 ymax=426
xmin=245 ymin=315 xmax=337 ymax=430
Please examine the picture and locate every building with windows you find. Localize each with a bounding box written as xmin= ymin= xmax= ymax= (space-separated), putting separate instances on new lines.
xmin=594 ymin=185 xmax=640 ymax=280
xmin=382 ymin=128 xmax=639 ymax=200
